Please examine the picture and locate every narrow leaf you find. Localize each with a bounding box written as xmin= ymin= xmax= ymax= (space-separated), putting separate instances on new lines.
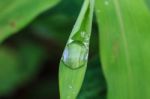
xmin=0 ymin=0 xmax=60 ymax=43
xmin=96 ymin=0 xmax=150 ymax=99
xmin=59 ymin=0 xmax=95 ymax=99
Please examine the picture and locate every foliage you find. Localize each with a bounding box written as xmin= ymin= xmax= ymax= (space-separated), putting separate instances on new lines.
xmin=59 ymin=0 xmax=94 ymax=99
xmin=0 ymin=0 xmax=60 ymax=43
xmin=96 ymin=0 xmax=150 ymax=99
xmin=0 ymin=0 xmax=150 ymax=99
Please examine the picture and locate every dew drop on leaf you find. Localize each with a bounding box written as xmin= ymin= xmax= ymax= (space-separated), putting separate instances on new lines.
xmin=62 ymin=41 xmax=88 ymax=69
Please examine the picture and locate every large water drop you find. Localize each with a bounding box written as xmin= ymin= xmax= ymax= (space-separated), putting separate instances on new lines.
xmin=62 ymin=41 xmax=88 ymax=69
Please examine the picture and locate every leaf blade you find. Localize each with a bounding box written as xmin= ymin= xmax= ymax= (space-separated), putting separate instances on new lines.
xmin=59 ymin=0 xmax=95 ymax=99
xmin=0 ymin=0 xmax=60 ymax=43
xmin=96 ymin=0 xmax=150 ymax=98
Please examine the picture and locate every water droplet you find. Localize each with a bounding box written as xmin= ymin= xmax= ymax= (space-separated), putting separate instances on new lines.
xmin=62 ymin=41 xmax=88 ymax=69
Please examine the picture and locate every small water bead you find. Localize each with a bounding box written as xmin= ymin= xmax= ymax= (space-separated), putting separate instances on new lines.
xmin=62 ymin=41 xmax=88 ymax=69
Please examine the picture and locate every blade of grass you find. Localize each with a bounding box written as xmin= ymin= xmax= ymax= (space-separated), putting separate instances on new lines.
xmin=59 ymin=0 xmax=95 ymax=99
xmin=0 ymin=0 xmax=60 ymax=43
xmin=96 ymin=0 xmax=150 ymax=99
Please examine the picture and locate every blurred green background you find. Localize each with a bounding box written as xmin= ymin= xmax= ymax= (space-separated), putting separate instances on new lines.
xmin=0 ymin=0 xmax=106 ymax=98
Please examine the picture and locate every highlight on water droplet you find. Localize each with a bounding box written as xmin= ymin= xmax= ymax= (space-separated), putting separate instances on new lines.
xmin=62 ymin=41 xmax=88 ymax=69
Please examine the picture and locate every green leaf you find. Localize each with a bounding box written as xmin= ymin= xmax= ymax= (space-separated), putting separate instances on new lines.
xmin=96 ymin=0 xmax=150 ymax=99
xmin=59 ymin=0 xmax=95 ymax=99
xmin=0 ymin=0 xmax=60 ymax=43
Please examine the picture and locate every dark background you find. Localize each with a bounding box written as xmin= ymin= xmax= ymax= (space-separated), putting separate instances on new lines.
xmin=0 ymin=0 xmax=106 ymax=98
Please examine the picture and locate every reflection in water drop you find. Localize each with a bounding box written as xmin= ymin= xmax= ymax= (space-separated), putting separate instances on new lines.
xmin=62 ymin=41 xmax=88 ymax=69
